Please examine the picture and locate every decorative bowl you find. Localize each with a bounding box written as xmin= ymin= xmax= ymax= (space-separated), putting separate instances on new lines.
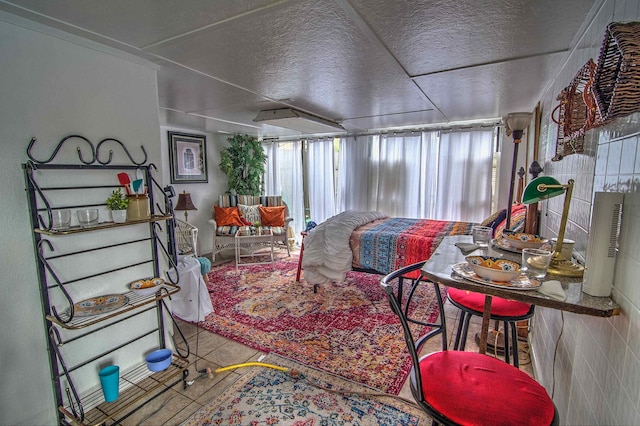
xmin=145 ymin=349 xmax=172 ymax=372
xmin=465 ymin=255 xmax=521 ymax=282
xmin=128 ymin=277 xmax=164 ymax=297
xmin=504 ymin=233 xmax=549 ymax=250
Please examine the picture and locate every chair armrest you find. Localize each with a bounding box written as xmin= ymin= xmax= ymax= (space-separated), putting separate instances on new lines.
xmin=208 ymin=218 xmax=218 ymax=232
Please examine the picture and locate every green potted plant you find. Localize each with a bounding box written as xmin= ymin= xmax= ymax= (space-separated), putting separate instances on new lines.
xmin=219 ymin=134 xmax=267 ymax=195
xmin=106 ymin=188 xmax=130 ymax=223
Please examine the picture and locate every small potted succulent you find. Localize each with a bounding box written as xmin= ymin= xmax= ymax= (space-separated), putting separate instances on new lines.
xmin=106 ymin=189 xmax=130 ymax=223
xmin=253 ymin=220 xmax=262 ymax=235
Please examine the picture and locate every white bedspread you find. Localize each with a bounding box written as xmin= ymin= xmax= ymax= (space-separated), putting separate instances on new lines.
xmin=301 ymin=210 xmax=388 ymax=284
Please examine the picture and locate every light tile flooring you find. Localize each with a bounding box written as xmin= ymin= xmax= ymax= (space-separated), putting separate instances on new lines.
xmin=113 ymin=250 xmax=534 ymax=425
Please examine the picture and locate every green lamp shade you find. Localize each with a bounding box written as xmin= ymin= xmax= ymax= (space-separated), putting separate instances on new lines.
xmin=522 ymin=176 xmax=566 ymax=204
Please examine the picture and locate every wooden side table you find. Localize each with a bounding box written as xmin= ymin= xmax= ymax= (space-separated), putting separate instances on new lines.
xmin=235 ymin=228 xmax=274 ymax=270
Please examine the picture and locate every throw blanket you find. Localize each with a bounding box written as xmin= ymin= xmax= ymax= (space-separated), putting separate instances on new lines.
xmin=302 ymin=211 xmax=388 ymax=284
xmin=351 ymin=217 xmax=474 ymax=275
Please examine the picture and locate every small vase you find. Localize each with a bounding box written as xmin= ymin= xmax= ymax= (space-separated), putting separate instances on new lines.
xmin=111 ymin=209 xmax=127 ymax=223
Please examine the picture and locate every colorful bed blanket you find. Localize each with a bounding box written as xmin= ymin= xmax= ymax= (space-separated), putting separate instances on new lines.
xmin=351 ymin=217 xmax=473 ymax=274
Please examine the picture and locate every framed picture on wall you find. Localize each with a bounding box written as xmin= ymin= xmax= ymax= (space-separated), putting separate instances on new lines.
xmin=168 ymin=132 xmax=208 ymax=183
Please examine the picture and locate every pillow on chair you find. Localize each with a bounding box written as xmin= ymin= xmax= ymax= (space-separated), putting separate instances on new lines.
xmin=213 ymin=206 xmax=243 ymax=227
xmin=259 ymin=205 xmax=286 ymax=227
xmin=480 ymin=209 xmax=507 ymax=236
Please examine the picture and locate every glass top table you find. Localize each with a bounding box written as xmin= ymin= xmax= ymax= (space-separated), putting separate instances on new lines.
xmin=420 ymin=235 xmax=619 ymax=354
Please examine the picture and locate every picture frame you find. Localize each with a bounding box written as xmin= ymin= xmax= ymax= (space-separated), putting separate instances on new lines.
xmin=168 ymin=132 xmax=208 ymax=183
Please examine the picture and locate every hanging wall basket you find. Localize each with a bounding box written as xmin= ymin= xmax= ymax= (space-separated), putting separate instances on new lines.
xmin=552 ymin=59 xmax=601 ymax=160
xmin=593 ymin=21 xmax=640 ymax=121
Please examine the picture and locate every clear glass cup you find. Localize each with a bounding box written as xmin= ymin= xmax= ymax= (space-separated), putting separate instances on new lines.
xmin=521 ymin=248 xmax=552 ymax=278
xmin=52 ymin=209 xmax=71 ymax=229
xmin=472 ymin=225 xmax=493 ymax=247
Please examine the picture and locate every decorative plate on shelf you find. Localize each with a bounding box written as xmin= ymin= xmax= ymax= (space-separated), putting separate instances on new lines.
xmin=451 ymin=262 xmax=541 ymax=290
xmin=70 ymin=294 xmax=129 ymax=317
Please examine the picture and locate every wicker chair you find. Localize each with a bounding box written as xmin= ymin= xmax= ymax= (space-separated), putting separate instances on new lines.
xmin=208 ymin=194 xmax=292 ymax=261
xmin=175 ymin=219 xmax=198 ymax=257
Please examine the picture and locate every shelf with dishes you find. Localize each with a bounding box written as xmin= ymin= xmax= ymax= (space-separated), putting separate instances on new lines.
xmin=35 ymin=214 xmax=173 ymax=235
xmin=47 ymin=280 xmax=180 ymax=330
xmin=58 ymin=356 xmax=189 ymax=425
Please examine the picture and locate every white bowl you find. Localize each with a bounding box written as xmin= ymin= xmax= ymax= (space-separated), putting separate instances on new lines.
xmin=466 ymin=255 xmax=521 ymax=282
xmin=504 ymin=233 xmax=549 ymax=250
xmin=128 ymin=278 xmax=164 ymax=296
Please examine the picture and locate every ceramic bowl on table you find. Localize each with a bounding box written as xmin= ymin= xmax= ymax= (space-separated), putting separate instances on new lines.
xmin=503 ymin=233 xmax=549 ymax=250
xmin=465 ymin=255 xmax=522 ymax=282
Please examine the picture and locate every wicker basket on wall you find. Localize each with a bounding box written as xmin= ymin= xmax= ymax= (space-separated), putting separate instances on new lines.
xmin=593 ymin=22 xmax=640 ymax=121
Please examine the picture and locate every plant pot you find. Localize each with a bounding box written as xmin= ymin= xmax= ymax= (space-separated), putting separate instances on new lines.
xmin=111 ymin=209 xmax=127 ymax=223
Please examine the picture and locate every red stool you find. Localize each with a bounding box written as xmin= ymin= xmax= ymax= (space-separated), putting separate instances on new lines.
xmin=448 ymin=288 xmax=534 ymax=367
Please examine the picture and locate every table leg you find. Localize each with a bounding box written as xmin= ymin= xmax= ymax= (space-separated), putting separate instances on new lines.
xmin=478 ymin=295 xmax=493 ymax=355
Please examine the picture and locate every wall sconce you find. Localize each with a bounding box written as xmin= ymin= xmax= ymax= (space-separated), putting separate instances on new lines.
xmin=522 ymin=176 xmax=584 ymax=277
xmin=174 ymin=191 xmax=197 ymax=222
xmin=505 ymin=112 xmax=533 ymax=230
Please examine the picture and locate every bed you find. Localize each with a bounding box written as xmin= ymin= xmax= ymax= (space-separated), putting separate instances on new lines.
xmin=300 ymin=205 xmax=527 ymax=287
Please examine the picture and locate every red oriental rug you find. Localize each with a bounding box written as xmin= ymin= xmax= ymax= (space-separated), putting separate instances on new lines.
xmin=199 ymin=254 xmax=443 ymax=394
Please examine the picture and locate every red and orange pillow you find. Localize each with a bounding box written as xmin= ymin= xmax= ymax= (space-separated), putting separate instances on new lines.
xmin=259 ymin=205 xmax=286 ymax=227
xmin=213 ymin=206 xmax=244 ymax=227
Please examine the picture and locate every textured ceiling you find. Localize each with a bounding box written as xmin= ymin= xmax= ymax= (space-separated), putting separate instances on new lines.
xmin=0 ymin=0 xmax=598 ymax=137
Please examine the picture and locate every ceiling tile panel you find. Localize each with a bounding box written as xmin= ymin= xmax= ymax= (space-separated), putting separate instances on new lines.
xmin=5 ymin=0 xmax=284 ymax=47
xmin=414 ymin=51 xmax=565 ymax=121
xmin=349 ymin=0 xmax=596 ymax=76
xmin=145 ymin=0 xmax=433 ymax=123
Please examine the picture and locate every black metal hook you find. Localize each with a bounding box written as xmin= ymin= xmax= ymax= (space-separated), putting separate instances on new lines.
xmin=96 ymin=138 xmax=147 ymax=165
xmin=27 ymin=135 xmax=95 ymax=164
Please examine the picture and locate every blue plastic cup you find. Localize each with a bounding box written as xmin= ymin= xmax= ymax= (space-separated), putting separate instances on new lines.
xmin=98 ymin=365 xmax=120 ymax=403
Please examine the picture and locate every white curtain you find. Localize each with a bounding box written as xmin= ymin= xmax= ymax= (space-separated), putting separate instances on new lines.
xmin=336 ymin=128 xmax=495 ymax=221
xmin=263 ymin=141 xmax=305 ymax=244
xmin=307 ymin=138 xmax=336 ymax=223
xmin=337 ymin=135 xmax=374 ymax=212
xmin=430 ymin=129 xmax=494 ymax=222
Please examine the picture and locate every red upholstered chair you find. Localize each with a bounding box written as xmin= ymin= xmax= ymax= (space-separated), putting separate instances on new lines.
xmin=381 ymin=262 xmax=557 ymax=426
xmin=448 ymin=288 xmax=535 ymax=367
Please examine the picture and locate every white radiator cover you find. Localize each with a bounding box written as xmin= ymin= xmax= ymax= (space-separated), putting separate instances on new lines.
xmin=582 ymin=192 xmax=624 ymax=297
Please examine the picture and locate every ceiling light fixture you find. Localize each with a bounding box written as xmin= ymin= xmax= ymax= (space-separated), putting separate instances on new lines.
xmin=254 ymin=108 xmax=346 ymax=134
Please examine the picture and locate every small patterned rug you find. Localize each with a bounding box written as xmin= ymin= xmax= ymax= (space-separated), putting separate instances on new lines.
xmin=199 ymin=254 xmax=443 ymax=394
xmin=181 ymin=354 xmax=429 ymax=425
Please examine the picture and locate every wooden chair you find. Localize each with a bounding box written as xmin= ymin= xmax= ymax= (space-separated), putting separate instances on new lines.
xmin=448 ymin=288 xmax=535 ymax=367
xmin=380 ymin=262 xmax=558 ymax=426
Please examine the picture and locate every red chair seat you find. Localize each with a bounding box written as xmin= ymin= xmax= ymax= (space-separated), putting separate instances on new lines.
xmin=420 ymin=351 xmax=555 ymax=426
xmin=449 ymin=287 xmax=531 ymax=317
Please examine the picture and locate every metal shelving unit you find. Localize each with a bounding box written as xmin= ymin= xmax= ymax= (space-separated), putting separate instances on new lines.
xmin=23 ymin=135 xmax=189 ymax=425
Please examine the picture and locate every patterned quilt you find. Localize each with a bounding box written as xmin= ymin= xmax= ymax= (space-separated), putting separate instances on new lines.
xmin=350 ymin=217 xmax=474 ymax=274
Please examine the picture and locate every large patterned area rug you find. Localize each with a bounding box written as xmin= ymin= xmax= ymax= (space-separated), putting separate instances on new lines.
xmin=181 ymin=354 xmax=429 ymax=425
xmin=199 ymin=254 xmax=443 ymax=394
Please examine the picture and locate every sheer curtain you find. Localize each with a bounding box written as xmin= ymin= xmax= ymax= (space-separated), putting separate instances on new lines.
xmin=263 ymin=141 xmax=305 ymax=244
xmin=431 ymin=129 xmax=494 ymax=222
xmin=336 ymin=128 xmax=495 ymax=221
xmin=307 ymin=138 xmax=336 ymax=223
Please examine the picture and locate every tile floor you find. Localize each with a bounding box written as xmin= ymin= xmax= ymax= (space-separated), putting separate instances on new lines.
xmin=107 ymin=250 xmax=533 ymax=425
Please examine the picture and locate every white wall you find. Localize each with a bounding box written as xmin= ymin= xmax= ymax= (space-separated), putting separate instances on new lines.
xmin=160 ymin=127 xmax=229 ymax=256
xmin=530 ymin=1 xmax=640 ymax=424
xmin=0 ymin=16 xmax=162 ymax=424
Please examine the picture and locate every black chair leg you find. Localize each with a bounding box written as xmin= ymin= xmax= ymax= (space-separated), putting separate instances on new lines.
xmin=511 ymin=320 xmax=520 ymax=368
xmin=459 ymin=312 xmax=471 ymax=351
xmin=453 ymin=311 xmax=467 ymax=350
xmin=503 ymin=321 xmax=511 ymax=365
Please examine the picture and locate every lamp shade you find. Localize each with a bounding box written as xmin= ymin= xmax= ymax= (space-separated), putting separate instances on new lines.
xmin=175 ymin=192 xmax=197 ymax=211
xmin=522 ymin=176 xmax=566 ymax=204
xmin=506 ymin=112 xmax=533 ymax=132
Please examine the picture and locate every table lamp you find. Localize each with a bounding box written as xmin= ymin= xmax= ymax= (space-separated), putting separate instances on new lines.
xmin=521 ymin=176 xmax=584 ymax=277
xmin=174 ymin=191 xmax=197 ymax=222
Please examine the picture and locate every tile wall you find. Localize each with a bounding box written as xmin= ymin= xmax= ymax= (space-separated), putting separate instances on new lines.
xmin=531 ymin=0 xmax=640 ymax=424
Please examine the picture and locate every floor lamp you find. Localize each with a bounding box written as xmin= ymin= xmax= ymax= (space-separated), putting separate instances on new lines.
xmin=504 ymin=112 xmax=533 ymax=230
